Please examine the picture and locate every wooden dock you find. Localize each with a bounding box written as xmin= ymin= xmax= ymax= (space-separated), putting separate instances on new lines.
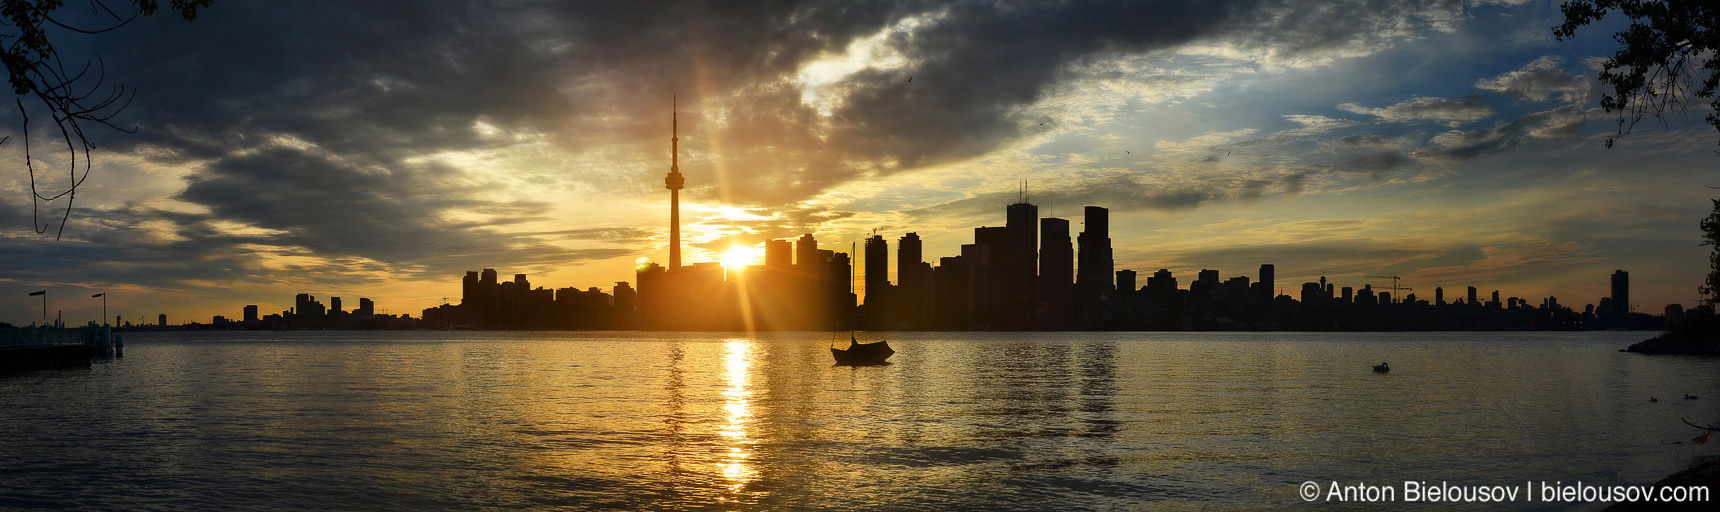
xmin=0 ymin=327 xmax=123 ymax=374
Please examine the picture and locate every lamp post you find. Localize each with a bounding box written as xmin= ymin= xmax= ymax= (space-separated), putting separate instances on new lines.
xmin=27 ymin=290 xmax=45 ymax=324
xmin=91 ymin=293 xmax=106 ymax=327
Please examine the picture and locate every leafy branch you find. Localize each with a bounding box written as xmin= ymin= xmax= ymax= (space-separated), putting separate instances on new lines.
xmin=0 ymin=0 xmax=211 ymax=239
xmin=1554 ymin=0 xmax=1720 ymax=149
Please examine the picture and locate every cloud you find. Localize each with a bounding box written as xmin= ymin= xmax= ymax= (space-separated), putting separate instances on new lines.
xmin=1419 ymin=104 xmax=1585 ymax=163
xmin=1475 ymin=55 xmax=1584 ymax=103
xmin=85 ymin=0 xmax=1518 ymax=211
xmin=1338 ymin=95 xmax=1494 ymax=124
xmin=902 ymin=169 xmax=1319 ymax=223
xmin=1335 ymin=150 xmax=1414 ymax=176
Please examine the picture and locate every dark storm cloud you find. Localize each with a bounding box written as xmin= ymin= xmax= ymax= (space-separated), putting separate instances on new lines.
xmin=90 ymin=0 xmax=1479 ymax=201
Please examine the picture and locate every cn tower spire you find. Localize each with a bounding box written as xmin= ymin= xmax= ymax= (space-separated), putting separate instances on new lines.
xmin=666 ymin=96 xmax=685 ymax=271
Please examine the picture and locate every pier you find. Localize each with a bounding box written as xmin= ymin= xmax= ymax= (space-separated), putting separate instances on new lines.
xmin=0 ymin=327 xmax=123 ymax=374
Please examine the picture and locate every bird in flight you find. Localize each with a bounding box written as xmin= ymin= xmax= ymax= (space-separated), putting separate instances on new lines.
xmin=907 ymin=75 xmax=914 ymax=83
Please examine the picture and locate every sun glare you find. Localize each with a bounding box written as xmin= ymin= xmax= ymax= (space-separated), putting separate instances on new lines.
xmin=719 ymin=245 xmax=762 ymax=270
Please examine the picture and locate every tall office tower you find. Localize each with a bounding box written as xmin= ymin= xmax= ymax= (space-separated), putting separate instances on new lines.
xmin=972 ymin=226 xmax=1011 ymax=320
xmin=1468 ymin=286 xmax=1478 ymax=305
xmin=1005 ymin=199 xmax=1039 ymax=319
xmin=765 ymin=239 xmax=792 ymax=269
xmin=665 ymin=98 xmax=685 ymax=271
xmin=1077 ymin=206 xmax=1113 ymax=289
xmin=898 ymin=232 xmax=924 ymax=287
xmin=830 ymin=252 xmax=853 ymax=301
xmin=330 ymin=297 xmax=343 ymax=314
xmin=897 ymin=232 xmax=928 ymax=326
xmin=1435 ymin=286 xmax=1445 ymax=306
xmin=358 ymin=298 xmax=374 ymax=316
xmin=864 ymin=234 xmax=889 ymax=308
xmin=462 ymin=271 xmax=479 ymax=305
xmin=1258 ymin=264 xmax=1275 ymax=303
xmin=1611 ymin=269 xmax=1629 ymax=317
xmin=1075 ymin=206 xmax=1113 ymax=325
xmin=1038 ymin=217 xmax=1073 ymax=321
xmin=480 ymin=268 xmax=499 ymax=315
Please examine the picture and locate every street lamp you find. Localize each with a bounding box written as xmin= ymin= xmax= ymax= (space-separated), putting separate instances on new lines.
xmin=91 ymin=293 xmax=106 ymax=327
xmin=27 ymin=290 xmax=45 ymax=324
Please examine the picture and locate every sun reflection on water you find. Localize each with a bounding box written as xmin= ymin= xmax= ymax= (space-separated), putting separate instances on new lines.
xmin=717 ymin=339 xmax=756 ymax=500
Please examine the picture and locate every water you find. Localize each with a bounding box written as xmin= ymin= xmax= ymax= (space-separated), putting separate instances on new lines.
xmin=1 ymin=331 xmax=1716 ymax=510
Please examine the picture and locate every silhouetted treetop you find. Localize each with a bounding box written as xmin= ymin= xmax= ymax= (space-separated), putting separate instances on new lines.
xmin=1553 ymin=0 xmax=1719 ymax=148
xmin=0 ymin=0 xmax=212 ymax=239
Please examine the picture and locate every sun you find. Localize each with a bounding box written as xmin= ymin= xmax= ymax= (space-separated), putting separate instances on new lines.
xmin=718 ymin=245 xmax=762 ymax=270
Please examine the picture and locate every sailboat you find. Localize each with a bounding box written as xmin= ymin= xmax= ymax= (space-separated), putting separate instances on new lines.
xmin=829 ymin=238 xmax=893 ymax=366
xmin=832 ymin=331 xmax=893 ymax=366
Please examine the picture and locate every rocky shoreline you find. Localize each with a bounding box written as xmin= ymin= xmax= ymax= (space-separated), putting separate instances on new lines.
xmin=1624 ymin=337 xmax=1720 ymax=355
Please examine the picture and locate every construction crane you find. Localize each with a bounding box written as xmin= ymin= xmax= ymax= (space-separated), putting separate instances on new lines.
xmin=1364 ymin=275 xmax=1413 ymax=304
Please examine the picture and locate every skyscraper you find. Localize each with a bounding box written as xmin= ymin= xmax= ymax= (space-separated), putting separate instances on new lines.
xmin=864 ymin=234 xmax=889 ymax=308
xmin=897 ymin=232 xmax=928 ymax=327
xmin=1075 ymin=206 xmax=1112 ymax=326
xmin=1611 ymin=269 xmax=1629 ymax=317
xmin=796 ymin=234 xmax=819 ymax=271
xmin=898 ymin=232 xmax=924 ymax=287
xmin=1259 ymin=264 xmax=1275 ymax=304
xmin=1005 ymin=199 xmax=1039 ymax=320
xmin=665 ymin=98 xmax=685 ymax=271
xmin=1038 ymin=217 xmax=1072 ymax=324
xmin=765 ymin=239 xmax=791 ymax=269
xmin=1077 ymin=206 xmax=1113 ymax=289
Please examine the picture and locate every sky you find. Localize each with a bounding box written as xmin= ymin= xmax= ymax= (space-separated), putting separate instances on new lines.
xmin=0 ymin=0 xmax=1715 ymax=326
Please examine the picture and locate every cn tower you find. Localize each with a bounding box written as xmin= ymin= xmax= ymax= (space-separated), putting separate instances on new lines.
xmin=665 ymin=97 xmax=685 ymax=271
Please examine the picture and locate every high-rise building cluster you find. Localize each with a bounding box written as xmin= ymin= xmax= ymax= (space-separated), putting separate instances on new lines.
xmin=218 ymin=294 xmax=401 ymax=330
xmin=428 ymin=269 xmax=634 ymax=329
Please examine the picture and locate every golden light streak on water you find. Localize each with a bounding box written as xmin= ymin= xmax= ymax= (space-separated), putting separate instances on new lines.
xmin=717 ymin=339 xmax=756 ymax=499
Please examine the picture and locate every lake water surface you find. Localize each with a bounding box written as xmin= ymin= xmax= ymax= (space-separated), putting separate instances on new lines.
xmin=1 ymin=330 xmax=1716 ymax=510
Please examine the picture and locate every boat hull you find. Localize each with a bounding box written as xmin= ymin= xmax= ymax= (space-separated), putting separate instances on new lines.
xmin=832 ymin=340 xmax=894 ymax=366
